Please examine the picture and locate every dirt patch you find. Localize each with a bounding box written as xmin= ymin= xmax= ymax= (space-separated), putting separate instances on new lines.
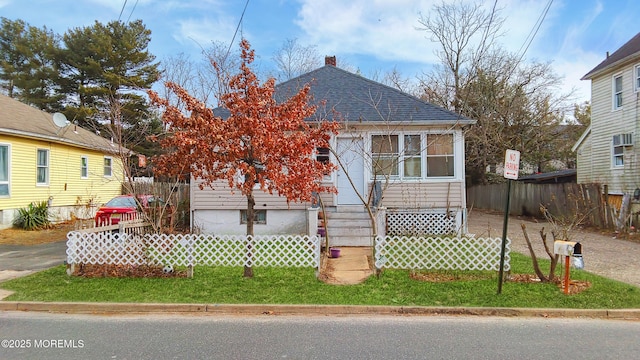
xmin=0 ymin=222 xmax=76 ymax=245
xmin=410 ymin=270 xmax=493 ymax=282
xmin=409 ymin=271 xmax=591 ymax=295
xmin=71 ymin=264 xmax=188 ymax=278
xmin=508 ymin=273 xmax=591 ymax=295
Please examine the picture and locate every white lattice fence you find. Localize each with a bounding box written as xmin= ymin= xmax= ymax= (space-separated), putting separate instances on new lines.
xmin=66 ymin=232 xmax=320 ymax=269
xmin=386 ymin=210 xmax=459 ymax=236
xmin=374 ymin=235 xmax=510 ymax=271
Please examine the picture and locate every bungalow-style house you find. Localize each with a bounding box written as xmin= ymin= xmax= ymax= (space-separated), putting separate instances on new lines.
xmin=0 ymin=94 xmax=125 ymax=229
xmin=191 ymin=57 xmax=475 ymax=245
xmin=573 ymin=32 xmax=640 ymax=207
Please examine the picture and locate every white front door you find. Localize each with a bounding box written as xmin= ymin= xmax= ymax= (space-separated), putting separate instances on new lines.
xmin=336 ymin=137 xmax=365 ymax=205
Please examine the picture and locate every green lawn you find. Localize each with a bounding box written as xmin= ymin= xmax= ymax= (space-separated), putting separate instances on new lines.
xmin=2 ymin=253 xmax=640 ymax=309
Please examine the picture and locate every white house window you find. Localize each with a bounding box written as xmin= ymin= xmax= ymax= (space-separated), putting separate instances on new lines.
xmin=103 ymin=156 xmax=112 ymax=177
xmin=635 ymin=65 xmax=640 ymax=92
xmin=613 ymin=74 xmax=623 ymax=109
xmin=403 ymin=134 xmax=422 ymax=178
xmin=426 ymin=134 xmax=455 ymax=177
xmin=81 ymin=156 xmax=88 ymax=178
xmin=36 ymin=148 xmax=49 ymax=185
xmin=371 ymin=134 xmax=399 ymax=177
xmin=240 ymin=209 xmax=267 ymax=224
xmin=0 ymin=144 xmax=9 ymax=196
xmin=371 ymin=133 xmax=455 ymax=179
xmin=613 ymin=138 xmax=625 ymax=167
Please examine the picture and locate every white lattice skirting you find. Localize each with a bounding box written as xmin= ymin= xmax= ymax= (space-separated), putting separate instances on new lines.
xmin=66 ymin=232 xmax=321 ymax=269
xmin=374 ymin=236 xmax=510 ymax=271
xmin=386 ymin=210 xmax=459 ymax=236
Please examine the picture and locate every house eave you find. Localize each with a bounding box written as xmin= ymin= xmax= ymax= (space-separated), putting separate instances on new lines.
xmin=0 ymin=127 xmax=121 ymax=154
xmin=581 ymin=51 xmax=640 ymax=80
xmin=571 ymin=125 xmax=591 ymax=152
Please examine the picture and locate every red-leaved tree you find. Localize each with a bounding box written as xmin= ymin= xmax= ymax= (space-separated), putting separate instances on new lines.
xmin=148 ymin=39 xmax=339 ymax=277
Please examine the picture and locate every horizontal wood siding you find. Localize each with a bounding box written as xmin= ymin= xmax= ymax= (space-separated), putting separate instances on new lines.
xmin=377 ymin=181 xmax=463 ymax=209
xmin=191 ymin=179 xmax=327 ymax=210
xmin=584 ymin=61 xmax=640 ymax=194
xmin=0 ymin=135 xmax=123 ymax=211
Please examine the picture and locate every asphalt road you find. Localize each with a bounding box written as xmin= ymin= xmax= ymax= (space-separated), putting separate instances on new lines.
xmin=1 ymin=312 xmax=639 ymax=360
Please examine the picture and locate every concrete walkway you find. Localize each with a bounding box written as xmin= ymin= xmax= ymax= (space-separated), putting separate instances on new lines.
xmin=321 ymin=247 xmax=374 ymax=285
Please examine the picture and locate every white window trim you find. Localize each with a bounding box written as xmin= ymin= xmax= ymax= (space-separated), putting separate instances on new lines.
xmin=103 ymin=156 xmax=113 ymax=177
xmin=635 ymin=64 xmax=640 ymax=93
xmin=36 ymin=148 xmax=49 ymax=186
xmin=0 ymin=143 xmax=10 ymax=197
xmin=613 ymin=73 xmax=623 ymax=110
xmin=369 ymin=131 xmax=457 ymax=181
xmin=81 ymin=156 xmax=88 ymax=179
xmin=612 ymin=142 xmax=624 ymax=169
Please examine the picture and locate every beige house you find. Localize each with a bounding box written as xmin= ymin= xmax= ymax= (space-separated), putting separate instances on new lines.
xmin=191 ymin=58 xmax=475 ymax=245
xmin=573 ymin=32 xmax=640 ymax=203
xmin=0 ymin=94 xmax=125 ymax=229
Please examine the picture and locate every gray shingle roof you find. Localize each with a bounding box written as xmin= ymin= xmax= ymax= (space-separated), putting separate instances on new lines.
xmin=217 ymin=65 xmax=475 ymax=125
xmin=582 ymin=32 xmax=640 ymax=80
xmin=0 ymin=94 xmax=117 ymax=153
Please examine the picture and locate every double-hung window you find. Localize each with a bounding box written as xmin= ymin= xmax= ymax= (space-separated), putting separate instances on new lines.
xmin=403 ymin=135 xmax=422 ymax=178
xmin=81 ymin=156 xmax=88 ymax=178
xmin=613 ymin=74 xmax=623 ymax=109
xmin=36 ymin=149 xmax=49 ymax=185
xmin=0 ymin=144 xmax=8 ymax=196
xmin=371 ymin=135 xmax=399 ymax=178
xmin=426 ymin=134 xmax=454 ymax=177
xmin=635 ymin=65 xmax=640 ymax=92
xmin=103 ymin=156 xmax=112 ymax=177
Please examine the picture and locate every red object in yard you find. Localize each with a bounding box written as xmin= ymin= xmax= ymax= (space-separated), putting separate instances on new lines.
xmin=94 ymin=194 xmax=165 ymax=226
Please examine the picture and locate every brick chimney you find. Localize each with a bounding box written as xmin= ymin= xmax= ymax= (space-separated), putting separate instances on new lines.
xmin=325 ymin=56 xmax=336 ymax=66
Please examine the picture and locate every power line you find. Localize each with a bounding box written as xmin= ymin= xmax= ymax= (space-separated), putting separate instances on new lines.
xmin=118 ymin=0 xmax=128 ymax=22
xmin=516 ymin=0 xmax=553 ymax=63
xmin=127 ymin=0 xmax=140 ymax=23
xmin=224 ymin=0 xmax=250 ymax=62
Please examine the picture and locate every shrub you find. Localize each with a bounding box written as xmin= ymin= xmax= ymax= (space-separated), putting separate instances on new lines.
xmin=13 ymin=201 xmax=52 ymax=230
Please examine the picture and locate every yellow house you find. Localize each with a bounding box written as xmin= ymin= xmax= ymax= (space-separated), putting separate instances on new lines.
xmin=0 ymin=94 xmax=126 ymax=229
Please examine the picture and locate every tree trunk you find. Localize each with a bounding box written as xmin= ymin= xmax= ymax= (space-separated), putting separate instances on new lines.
xmin=244 ymin=192 xmax=255 ymax=278
xmin=521 ymin=223 xmax=547 ymax=281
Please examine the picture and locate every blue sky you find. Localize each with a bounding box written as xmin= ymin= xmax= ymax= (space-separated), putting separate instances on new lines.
xmin=1 ymin=0 xmax=639 ymax=104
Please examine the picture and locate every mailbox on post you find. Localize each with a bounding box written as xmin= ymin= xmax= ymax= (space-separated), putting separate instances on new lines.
xmin=554 ymin=240 xmax=584 ymax=294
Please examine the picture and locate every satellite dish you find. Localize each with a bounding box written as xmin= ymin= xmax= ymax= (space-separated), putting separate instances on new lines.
xmin=52 ymin=112 xmax=69 ymax=128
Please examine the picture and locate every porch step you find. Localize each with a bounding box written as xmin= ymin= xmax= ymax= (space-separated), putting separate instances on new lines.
xmin=324 ymin=210 xmax=373 ymax=247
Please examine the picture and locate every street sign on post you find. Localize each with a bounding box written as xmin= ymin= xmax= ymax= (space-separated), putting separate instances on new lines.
xmin=498 ymin=149 xmax=520 ymax=294
xmin=503 ymin=149 xmax=520 ymax=180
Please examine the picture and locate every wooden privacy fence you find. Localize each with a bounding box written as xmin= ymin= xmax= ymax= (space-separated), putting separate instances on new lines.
xmin=467 ymin=183 xmax=611 ymax=229
xmin=122 ymin=182 xmax=189 ymax=207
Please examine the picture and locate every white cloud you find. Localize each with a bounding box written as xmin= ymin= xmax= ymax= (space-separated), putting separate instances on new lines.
xmin=295 ymin=0 xmax=441 ymax=65
xmin=174 ymin=17 xmax=240 ymax=48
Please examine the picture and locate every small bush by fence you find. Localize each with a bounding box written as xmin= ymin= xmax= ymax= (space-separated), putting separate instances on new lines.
xmin=374 ymin=235 xmax=510 ymax=271
xmin=66 ymin=231 xmax=321 ymax=276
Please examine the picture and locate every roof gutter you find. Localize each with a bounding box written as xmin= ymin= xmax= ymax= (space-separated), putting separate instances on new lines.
xmin=0 ymin=128 xmax=121 ymax=154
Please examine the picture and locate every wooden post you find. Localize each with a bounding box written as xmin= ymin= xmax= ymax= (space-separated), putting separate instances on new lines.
xmin=564 ymin=255 xmax=571 ymax=295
